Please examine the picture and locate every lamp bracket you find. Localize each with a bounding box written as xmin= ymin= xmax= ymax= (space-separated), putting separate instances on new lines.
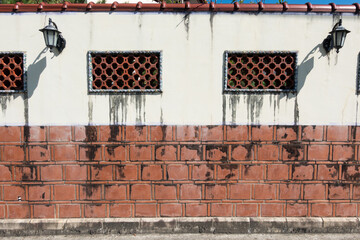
xmin=56 ymin=34 xmax=66 ymax=54
xmin=322 ymin=35 xmax=332 ymax=53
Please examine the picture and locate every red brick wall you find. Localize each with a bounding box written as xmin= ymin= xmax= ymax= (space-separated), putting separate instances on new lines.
xmin=0 ymin=125 xmax=359 ymax=218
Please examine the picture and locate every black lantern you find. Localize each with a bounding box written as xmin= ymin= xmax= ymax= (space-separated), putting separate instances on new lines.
xmin=323 ymin=19 xmax=350 ymax=53
xmin=39 ymin=18 xmax=66 ymax=54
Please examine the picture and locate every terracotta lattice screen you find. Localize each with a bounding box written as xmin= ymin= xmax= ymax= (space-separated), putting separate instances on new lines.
xmin=88 ymin=51 xmax=162 ymax=93
xmin=224 ymin=51 xmax=297 ymax=92
xmin=0 ymin=53 xmax=25 ymax=92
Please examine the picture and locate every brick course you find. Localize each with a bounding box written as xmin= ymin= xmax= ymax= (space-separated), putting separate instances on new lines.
xmin=0 ymin=124 xmax=359 ymax=218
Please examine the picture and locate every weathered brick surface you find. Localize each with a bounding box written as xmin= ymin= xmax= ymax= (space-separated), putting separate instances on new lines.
xmin=0 ymin=124 xmax=359 ymax=219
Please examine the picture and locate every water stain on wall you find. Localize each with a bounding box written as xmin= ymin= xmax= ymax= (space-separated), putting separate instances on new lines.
xmin=246 ymin=95 xmax=264 ymax=125
xmin=0 ymin=95 xmax=11 ymax=113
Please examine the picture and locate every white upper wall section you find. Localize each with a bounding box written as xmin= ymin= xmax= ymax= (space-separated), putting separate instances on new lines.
xmin=0 ymin=11 xmax=359 ymax=126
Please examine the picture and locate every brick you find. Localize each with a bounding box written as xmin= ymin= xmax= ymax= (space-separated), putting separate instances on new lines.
xmin=79 ymin=145 xmax=102 ymax=161
xmin=131 ymin=184 xmax=151 ymax=200
xmin=74 ymin=125 xmax=98 ymax=142
xmin=155 ymin=145 xmax=177 ymax=161
xmin=254 ymin=184 xmax=276 ymax=200
xmin=229 ymin=184 xmax=251 ymax=199
xmin=167 ymin=164 xmax=188 ymax=180
xmin=258 ymin=145 xmax=279 ymax=161
xmin=333 ymin=145 xmax=355 ymax=161
xmin=304 ymin=184 xmax=326 ymax=200
xmin=328 ymin=184 xmax=350 ymax=200
xmin=53 ymin=145 xmax=76 ymax=161
xmin=3 ymin=145 xmax=25 ymax=161
xmin=142 ymin=165 xmax=162 ymax=180
xmin=302 ymin=126 xmax=323 ymax=141
xmin=99 ymin=125 xmax=122 ymax=142
xmin=49 ymin=126 xmax=71 ymax=142
xmin=124 ymin=126 xmax=147 ymax=142
xmin=90 ymin=165 xmax=113 ymax=181
xmin=231 ymin=144 xmax=253 ymax=160
xmin=79 ymin=185 xmax=102 ymax=200
xmin=308 ymin=145 xmax=329 ymax=160
xmin=8 ymin=205 xmax=30 ymax=218
xmin=176 ymin=126 xmax=200 ymax=141
xmin=286 ymin=203 xmax=307 ymax=217
xmin=34 ymin=205 xmax=55 ymax=218
xmin=186 ymin=203 xmax=207 ymax=217
xmin=226 ymin=125 xmax=248 ymax=141
xmin=65 ymin=165 xmax=87 ymax=181
xmin=282 ymin=144 xmax=304 ymax=161
xmin=110 ymin=204 xmax=132 ymax=218
xmin=0 ymin=126 xmax=21 ymax=142
xmin=155 ymin=185 xmax=177 ymax=200
xmin=29 ymin=145 xmax=50 ymax=161
xmin=192 ymin=164 xmax=214 ymax=180
xmin=160 ymin=204 xmax=182 ymax=217
xmin=335 ymin=203 xmax=357 ymax=217
xmin=279 ymin=184 xmax=301 ymax=200
xmin=206 ymin=145 xmax=227 ymax=161
xmin=312 ymin=203 xmax=332 ymax=217
xmin=318 ymin=165 xmax=339 ymax=180
xmin=150 ymin=126 xmax=173 ymax=141
xmin=0 ymin=205 xmax=4 ymax=219
xmin=84 ymin=204 xmax=106 ymax=218
xmin=353 ymin=184 xmax=360 ymax=199
xmin=104 ymin=145 xmax=126 ymax=161
xmin=292 ymin=165 xmax=314 ymax=180
xmin=0 ymin=165 xmax=12 ymax=181
xmin=217 ymin=164 xmax=239 ymax=180
xmin=211 ymin=203 xmax=232 ymax=217
xmin=205 ymin=185 xmax=226 ymax=200
xmin=267 ymin=164 xmax=288 ymax=180
xmin=59 ymin=204 xmax=81 ymax=218
xmin=342 ymin=165 xmax=360 ymax=181
xmin=201 ymin=125 xmax=223 ymax=141
xmin=251 ymin=126 xmax=273 ymax=141
xmin=135 ymin=204 xmax=157 ymax=217
xmin=29 ymin=185 xmax=50 ymax=201
xmin=26 ymin=126 xmax=46 ymax=142
xmin=41 ymin=165 xmax=62 ymax=181
xmin=54 ymin=185 xmax=76 ymax=201
xmin=242 ymin=165 xmax=263 ymax=180
xmin=261 ymin=204 xmax=283 ymax=217
xmin=115 ymin=165 xmax=138 ymax=180
xmin=105 ymin=185 xmax=126 ymax=200
xmin=276 ymin=126 xmax=298 ymax=141
xmin=4 ymin=185 xmax=26 ymax=201
xmin=180 ymin=184 xmax=201 ymax=200
xmin=327 ymin=126 xmax=348 ymax=141
xmin=236 ymin=204 xmax=257 ymax=217
xmin=180 ymin=145 xmax=202 ymax=161
xmin=129 ymin=145 xmax=151 ymax=161
xmin=14 ymin=166 xmax=37 ymax=181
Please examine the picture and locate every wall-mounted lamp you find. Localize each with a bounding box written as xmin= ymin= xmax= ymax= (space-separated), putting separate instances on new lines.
xmin=323 ymin=19 xmax=350 ymax=53
xmin=39 ymin=18 xmax=66 ymax=54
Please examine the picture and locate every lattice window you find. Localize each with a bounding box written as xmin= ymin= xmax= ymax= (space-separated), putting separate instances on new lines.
xmin=0 ymin=53 xmax=25 ymax=92
xmin=224 ymin=51 xmax=297 ymax=92
xmin=88 ymin=51 xmax=162 ymax=93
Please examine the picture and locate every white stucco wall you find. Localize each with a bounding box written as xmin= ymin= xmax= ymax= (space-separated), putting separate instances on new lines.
xmin=0 ymin=11 xmax=359 ymax=126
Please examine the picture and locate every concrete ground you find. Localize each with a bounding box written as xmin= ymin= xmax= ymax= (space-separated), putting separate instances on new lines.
xmin=2 ymin=234 xmax=360 ymax=240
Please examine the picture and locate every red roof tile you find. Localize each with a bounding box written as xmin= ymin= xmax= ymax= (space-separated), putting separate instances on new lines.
xmin=1 ymin=2 xmax=359 ymax=13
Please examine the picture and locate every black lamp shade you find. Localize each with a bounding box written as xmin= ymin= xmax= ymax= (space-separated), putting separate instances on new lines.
xmin=39 ymin=18 xmax=61 ymax=50
xmin=330 ymin=20 xmax=350 ymax=53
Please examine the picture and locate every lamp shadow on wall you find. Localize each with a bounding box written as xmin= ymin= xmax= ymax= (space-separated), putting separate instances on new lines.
xmin=281 ymin=43 xmax=327 ymax=100
xmin=26 ymin=48 xmax=47 ymax=98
